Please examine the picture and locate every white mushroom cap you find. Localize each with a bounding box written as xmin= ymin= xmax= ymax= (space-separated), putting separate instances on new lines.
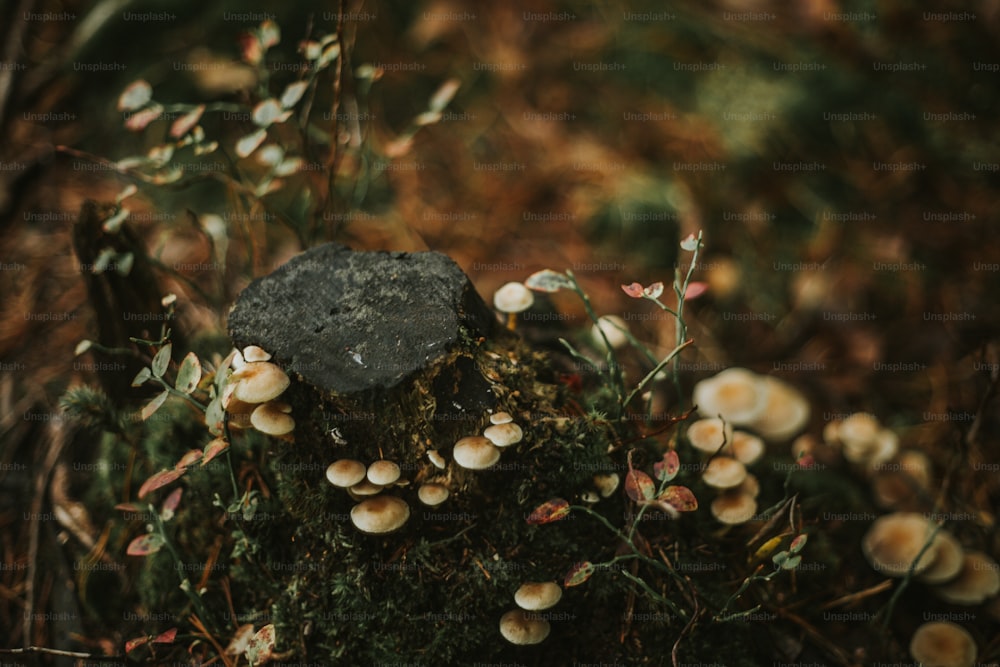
xmin=453 ymin=436 xmax=501 ymax=470
xmin=490 ymin=411 xmax=514 ymax=425
xmin=735 ymin=473 xmax=760 ymax=499
xmin=417 ymin=483 xmax=449 ymax=506
xmin=427 ymin=450 xmax=446 ymax=469
xmin=231 ymin=361 xmax=290 ymax=404
xmin=367 ymin=460 xmax=401 ymax=486
xmin=493 ymin=282 xmax=534 ymax=313
xmin=745 ymin=375 xmax=810 ymax=442
xmin=591 ymin=315 xmax=629 ymax=350
xmin=484 ymin=422 xmax=523 ymax=447
xmin=839 ymin=413 xmax=882 ymax=463
xmin=499 ymin=609 xmax=550 ymax=645
xmin=686 ymin=418 xmax=734 ymax=454
xmin=933 ymin=551 xmax=1000 ymax=605
xmin=250 ymin=401 xmax=295 ymax=436
xmin=593 ymin=473 xmax=620 ymax=498
xmin=514 ymin=582 xmax=562 ymax=611
xmin=242 ymin=345 xmax=272 ymax=362
xmin=916 ymin=530 xmax=965 ymax=585
xmin=348 ymin=479 xmax=384 ymax=498
xmin=710 ymin=492 xmax=758 ymax=525
xmin=350 ymin=496 xmax=410 ymax=534
xmin=693 ymin=368 xmax=770 ymax=426
xmin=909 ymin=621 xmax=977 ymax=667
xmin=701 ymin=456 xmax=747 ymax=490
xmin=726 ymin=431 xmax=765 ymax=466
xmin=861 ymin=512 xmax=939 ymax=577
xmin=326 ymin=459 xmax=366 ymax=488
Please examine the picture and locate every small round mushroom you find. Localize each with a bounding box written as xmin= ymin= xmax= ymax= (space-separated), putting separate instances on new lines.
xmin=348 ymin=479 xmax=384 ymax=498
xmin=909 ymin=621 xmax=977 ymax=667
xmin=490 ymin=411 xmax=514 ymax=425
xmin=593 ymin=473 xmax=620 ymax=498
xmin=933 ymin=551 xmax=1000 ymax=605
xmin=326 ymin=459 xmax=366 ymax=488
xmin=514 ymin=582 xmax=562 ymax=611
xmin=693 ymin=367 xmax=769 ymax=426
xmin=417 ymin=483 xmax=449 ymax=507
xmin=231 ymin=361 xmax=290 ymax=404
xmin=493 ymin=282 xmax=534 ymax=314
xmin=745 ymin=375 xmax=810 ymax=442
xmin=591 ymin=315 xmax=629 ymax=350
xmin=499 ymin=609 xmax=550 ymax=645
xmin=701 ymin=456 xmax=747 ymax=490
xmin=735 ymin=473 xmax=760 ymax=499
xmin=726 ymin=431 xmax=765 ymax=466
xmin=710 ymin=492 xmax=758 ymax=525
xmin=839 ymin=412 xmax=882 ymax=463
xmin=861 ymin=512 xmax=939 ymax=577
xmin=427 ymin=449 xmax=446 ymax=469
xmin=916 ymin=530 xmax=965 ymax=585
xmin=350 ymin=495 xmax=410 ymax=534
xmin=484 ymin=422 xmax=523 ymax=447
xmin=250 ymin=401 xmax=295 ymax=436
xmin=242 ymin=345 xmax=272 ymax=362
xmin=453 ymin=436 xmax=501 ymax=470
xmin=686 ymin=418 xmax=734 ymax=454
xmin=367 ymin=460 xmax=401 ymax=486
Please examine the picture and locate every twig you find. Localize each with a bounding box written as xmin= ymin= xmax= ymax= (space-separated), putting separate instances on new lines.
xmin=0 ymin=646 xmax=96 ymax=658
xmin=818 ymin=580 xmax=893 ymax=610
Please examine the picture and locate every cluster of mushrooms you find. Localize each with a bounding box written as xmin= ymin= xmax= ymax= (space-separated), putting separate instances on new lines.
xmin=324 ymin=410 xmax=524 ymax=535
xmin=687 ymin=368 xmax=811 ymax=525
xmin=223 ymin=345 xmax=295 ymax=436
xmin=498 ymin=581 xmax=563 ymax=645
xmin=862 ymin=512 xmax=999 ymax=667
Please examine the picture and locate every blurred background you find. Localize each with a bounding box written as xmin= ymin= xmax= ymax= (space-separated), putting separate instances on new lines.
xmin=1 ymin=0 xmax=999 ymax=661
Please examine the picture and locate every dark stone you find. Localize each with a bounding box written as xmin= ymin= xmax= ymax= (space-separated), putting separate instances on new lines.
xmin=227 ymin=243 xmax=499 ymax=395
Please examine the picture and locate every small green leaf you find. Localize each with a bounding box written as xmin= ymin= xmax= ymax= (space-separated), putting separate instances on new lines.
xmin=118 ymin=80 xmax=152 ymax=112
xmin=236 ymin=129 xmax=267 ymax=158
xmin=151 ymin=344 xmax=172 ymax=378
xmin=280 ymin=81 xmax=308 ymax=108
xmin=564 ymin=561 xmax=595 ymax=587
xmin=526 ymin=498 xmax=570 ymax=525
xmin=428 ymin=78 xmax=460 ymax=113
xmin=781 ymin=554 xmax=802 ymax=570
xmin=789 ymin=534 xmax=808 ymax=554
xmin=140 ymin=390 xmax=169 ymax=421
xmin=131 ymin=367 xmax=152 ymax=387
xmin=126 ymin=532 xmax=165 ymax=556
xmin=93 ymin=247 xmax=116 ymax=273
xmin=772 ymin=550 xmax=789 ymax=567
xmin=253 ymin=99 xmax=286 ymax=127
xmin=205 ymin=395 xmax=225 ymax=436
xmin=175 ymin=352 xmax=202 ymax=394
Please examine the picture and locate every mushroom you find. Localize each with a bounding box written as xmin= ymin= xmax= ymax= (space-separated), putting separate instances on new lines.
xmin=514 ymin=582 xmax=562 ymax=611
xmin=591 ymin=315 xmax=629 ymax=350
xmin=453 ymin=436 xmax=500 ymax=470
xmin=726 ymin=431 xmax=765 ymax=466
xmin=710 ymin=492 xmax=758 ymax=525
xmin=861 ymin=512 xmax=939 ymax=577
xmin=326 ymin=459 xmax=366 ymax=488
xmin=242 ymin=345 xmax=272 ymax=362
xmin=499 ymin=609 xmax=550 ymax=645
xmin=427 ymin=450 xmax=446 ymax=469
xmin=593 ymin=473 xmax=620 ymax=498
xmin=933 ymin=551 xmax=1000 ymax=605
xmin=250 ymin=401 xmax=295 ymax=436
xmin=701 ymin=456 xmax=747 ymax=490
xmin=484 ymin=422 xmax=523 ymax=447
xmin=231 ymin=361 xmax=290 ymax=404
xmin=350 ymin=495 xmax=410 ymax=534
xmin=490 ymin=411 xmax=514 ymax=425
xmin=686 ymin=418 xmax=734 ymax=454
xmin=909 ymin=621 xmax=977 ymax=667
xmin=367 ymin=460 xmax=401 ymax=486
xmin=493 ymin=282 xmax=534 ymax=329
xmin=916 ymin=530 xmax=965 ymax=585
xmin=745 ymin=375 xmax=810 ymax=442
xmin=417 ymin=483 xmax=449 ymax=507
xmin=348 ymin=479 xmax=384 ymax=498
xmin=693 ymin=367 xmax=769 ymax=426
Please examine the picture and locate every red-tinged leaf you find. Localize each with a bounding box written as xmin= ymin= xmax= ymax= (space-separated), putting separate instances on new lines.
xmin=246 ymin=623 xmax=276 ymax=665
xmin=140 ymin=390 xmax=169 ymax=421
xmin=564 ymin=561 xmax=595 ymax=587
xmin=125 ymin=635 xmax=151 ymax=653
xmin=201 ymin=437 xmax=229 ymax=466
xmin=624 ymin=469 xmax=655 ymax=502
xmin=161 ymin=488 xmax=183 ymax=521
xmin=240 ymin=33 xmax=263 ymax=65
xmin=653 ymin=450 xmax=680 ymax=482
xmin=138 ymin=468 xmax=186 ymax=499
xmin=658 ymin=485 xmax=698 ymax=512
xmin=170 ymin=105 xmax=205 ymax=138
xmin=153 ymin=628 xmax=177 ymax=644
xmin=643 ymin=282 xmax=665 ymax=299
xmin=797 ymin=454 xmax=816 ymax=469
xmin=683 ymin=281 xmax=709 ymax=300
xmin=526 ymin=498 xmax=570 ymax=525
xmin=125 ymin=105 xmax=163 ymax=132
xmin=621 ymin=282 xmax=644 ymax=298
xmin=789 ymin=534 xmax=808 ymax=554
xmin=126 ymin=532 xmax=165 ymax=556
xmin=174 ymin=449 xmax=203 ymax=470
xmin=118 ymin=80 xmax=152 ymax=111
xmin=259 ymin=20 xmax=280 ymax=48
xmin=115 ymin=503 xmax=144 ymax=513
xmin=525 ymin=269 xmax=573 ymax=293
